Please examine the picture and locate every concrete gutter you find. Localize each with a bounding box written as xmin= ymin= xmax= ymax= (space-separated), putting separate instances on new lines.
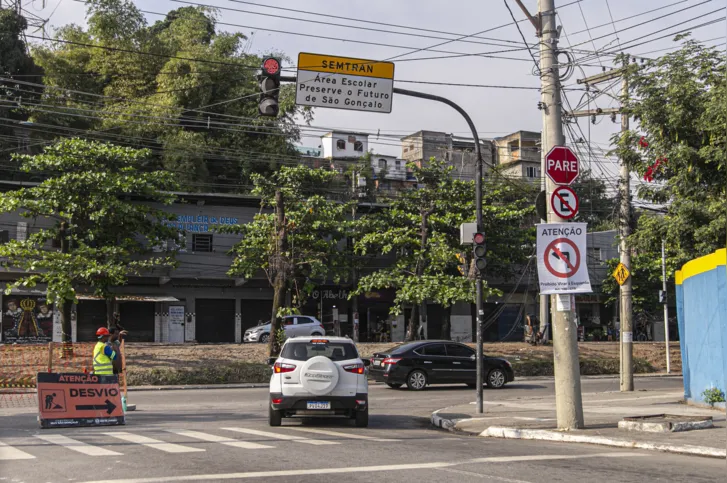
xmin=431 ymin=410 xmax=726 ymax=459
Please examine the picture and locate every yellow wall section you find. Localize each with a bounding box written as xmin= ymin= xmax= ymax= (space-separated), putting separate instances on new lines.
xmin=297 ymin=53 xmax=395 ymax=79
xmin=676 ymin=248 xmax=727 ymax=285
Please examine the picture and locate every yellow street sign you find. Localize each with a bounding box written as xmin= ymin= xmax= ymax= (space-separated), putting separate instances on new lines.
xmin=297 ymin=53 xmax=394 ymax=79
xmin=612 ymin=262 xmax=630 ymax=286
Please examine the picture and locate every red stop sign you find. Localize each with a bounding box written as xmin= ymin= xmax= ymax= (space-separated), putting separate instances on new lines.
xmin=545 ymin=146 xmax=579 ymax=185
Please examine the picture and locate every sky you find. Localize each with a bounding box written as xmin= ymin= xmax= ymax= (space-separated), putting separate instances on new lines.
xmin=18 ymin=0 xmax=727 ymax=191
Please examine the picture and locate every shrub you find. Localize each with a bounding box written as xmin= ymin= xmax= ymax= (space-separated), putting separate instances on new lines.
xmin=701 ymin=387 xmax=725 ymax=406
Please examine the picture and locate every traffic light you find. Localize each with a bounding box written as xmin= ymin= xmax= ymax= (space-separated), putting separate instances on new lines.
xmin=258 ymin=56 xmax=281 ymax=117
xmin=473 ymin=232 xmax=486 ymax=276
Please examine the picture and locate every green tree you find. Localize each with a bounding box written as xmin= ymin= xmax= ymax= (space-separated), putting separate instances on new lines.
xmin=0 ymin=9 xmax=43 ymax=173
xmin=352 ymin=159 xmax=489 ymax=341
xmin=0 ymin=139 xmax=180 ymax=341
xmin=29 ymin=0 xmax=308 ymax=191
xmin=223 ymin=166 xmax=350 ymax=355
xmin=609 ymin=39 xmax=727 ymax=297
xmin=571 ymin=170 xmax=618 ymax=231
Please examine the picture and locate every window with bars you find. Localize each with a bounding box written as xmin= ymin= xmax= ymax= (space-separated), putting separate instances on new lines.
xmin=192 ymin=234 xmax=213 ymax=252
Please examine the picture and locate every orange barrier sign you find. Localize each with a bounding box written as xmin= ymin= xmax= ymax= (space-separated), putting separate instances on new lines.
xmin=37 ymin=372 xmax=125 ymax=428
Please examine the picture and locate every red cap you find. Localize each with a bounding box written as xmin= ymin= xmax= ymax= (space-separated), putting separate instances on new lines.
xmin=96 ymin=327 xmax=110 ymax=337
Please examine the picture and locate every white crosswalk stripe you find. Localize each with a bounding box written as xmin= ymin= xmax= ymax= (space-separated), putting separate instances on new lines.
xmin=221 ymin=427 xmax=339 ymax=445
xmin=0 ymin=441 xmax=35 ymax=460
xmin=286 ymin=427 xmax=400 ymax=442
xmin=167 ymin=430 xmax=273 ymax=449
xmin=103 ymin=432 xmax=205 ymax=453
xmin=35 ymin=434 xmax=122 ymax=456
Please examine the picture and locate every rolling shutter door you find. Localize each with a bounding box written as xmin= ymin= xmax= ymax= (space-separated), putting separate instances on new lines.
xmin=76 ymin=300 xmax=107 ymax=342
xmin=119 ymin=302 xmax=155 ymax=342
xmin=195 ymin=299 xmax=235 ymax=343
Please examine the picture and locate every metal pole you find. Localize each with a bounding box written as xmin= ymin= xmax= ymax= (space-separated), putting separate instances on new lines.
xmin=392 ymin=86 xmax=484 ymax=413
xmin=661 ymin=239 xmax=670 ymax=374
xmin=540 ymin=0 xmax=584 ymax=429
xmin=352 ymin=168 xmax=359 ymax=343
xmin=619 ymin=72 xmax=634 ymax=392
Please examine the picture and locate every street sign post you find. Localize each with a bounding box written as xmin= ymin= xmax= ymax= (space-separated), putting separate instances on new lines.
xmin=546 ymin=146 xmax=580 ymax=185
xmin=296 ymin=53 xmax=395 ymax=113
xmin=550 ymin=186 xmax=579 ymax=220
xmin=612 ymin=262 xmax=630 ymax=286
xmin=536 ymin=223 xmax=592 ymax=294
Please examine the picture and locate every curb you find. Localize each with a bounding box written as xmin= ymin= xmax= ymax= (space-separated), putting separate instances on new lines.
xmin=128 ymin=383 xmax=269 ymax=391
xmin=430 ymin=410 xmax=725 ymax=459
xmin=516 ymin=373 xmax=682 ymax=382
xmin=481 ymin=426 xmax=726 ymax=459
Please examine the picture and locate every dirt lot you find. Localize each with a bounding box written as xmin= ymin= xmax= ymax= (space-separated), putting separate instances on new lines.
xmin=1 ymin=341 xmax=681 ymax=387
xmin=124 ymin=341 xmax=680 ymax=371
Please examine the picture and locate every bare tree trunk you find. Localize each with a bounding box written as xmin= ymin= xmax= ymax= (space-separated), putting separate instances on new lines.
xmin=60 ymin=299 xmax=73 ymax=344
xmin=59 ymin=221 xmax=72 ymax=344
xmin=106 ymin=297 xmax=115 ymax=329
xmin=407 ymin=209 xmax=433 ymax=341
xmin=442 ymin=305 xmax=452 ymax=340
xmin=267 ymin=190 xmax=287 ymax=357
xmin=406 ymin=304 xmax=418 ymax=341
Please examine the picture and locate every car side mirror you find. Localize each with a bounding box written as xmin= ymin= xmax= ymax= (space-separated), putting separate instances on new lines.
xmin=267 ymin=357 xmax=277 ymax=366
xmin=363 ymin=359 xmax=371 ymax=367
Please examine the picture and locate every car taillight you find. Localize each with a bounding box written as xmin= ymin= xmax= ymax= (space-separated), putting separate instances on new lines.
xmin=343 ymin=363 xmax=365 ymax=374
xmin=271 ymin=397 xmax=282 ymax=404
xmin=274 ymin=362 xmax=296 ymax=373
xmin=382 ymin=358 xmax=401 ymax=365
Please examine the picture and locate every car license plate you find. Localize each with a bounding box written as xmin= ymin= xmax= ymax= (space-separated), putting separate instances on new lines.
xmin=306 ymin=401 xmax=331 ymax=410
xmin=373 ymin=360 xmax=381 ymax=366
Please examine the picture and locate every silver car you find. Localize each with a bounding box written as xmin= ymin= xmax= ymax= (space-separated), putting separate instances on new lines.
xmin=244 ymin=315 xmax=326 ymax=343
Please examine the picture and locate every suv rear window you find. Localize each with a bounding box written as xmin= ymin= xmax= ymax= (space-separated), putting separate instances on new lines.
xmin=281 ymin=341 xmax=359 ymax=362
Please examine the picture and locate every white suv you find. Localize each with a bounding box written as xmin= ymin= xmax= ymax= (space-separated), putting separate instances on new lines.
xmin=267 ymin=337 xmax=370 ymax=427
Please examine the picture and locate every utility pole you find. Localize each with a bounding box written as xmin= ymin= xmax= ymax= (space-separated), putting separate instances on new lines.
xmin=619 ymin=74 xmax=634 ymax=392
xmin=351 ymin=167 xmax=359 ymax=343
xmin=537 ymin=0 xmax=584 ymax=429
xmin=661 ymin=239 xmax=671 ymax=374
xmin=571 ymin=66 xmax=634 ymax=391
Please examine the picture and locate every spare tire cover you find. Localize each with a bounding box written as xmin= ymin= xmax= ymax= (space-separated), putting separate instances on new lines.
xmin=300 ymin=356 xmax=340 ymax=396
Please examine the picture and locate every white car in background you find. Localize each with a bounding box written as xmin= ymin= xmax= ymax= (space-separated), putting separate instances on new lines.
xmin=244 ymin=315 xmax=326 ymax=343
xmin=267 ymin=337 xmax=370 ymax=427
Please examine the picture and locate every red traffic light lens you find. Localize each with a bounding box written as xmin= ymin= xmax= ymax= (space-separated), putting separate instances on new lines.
xmin=263 ymin=57 xmax=281 ymax=75
xmin=473 ymin=233 xmax=485 ymax=244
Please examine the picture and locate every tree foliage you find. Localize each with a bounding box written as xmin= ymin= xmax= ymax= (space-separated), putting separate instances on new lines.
xmin=0 ymin=139 xmax=180 ymax=339
xmin=609 ymin=39 xmax=727 ymax=302
xmin=223 ymin=165 xmax=350 ymax=353
xmin=29 ymin=0 xmax=308 ymax=191
xmin=353 ymin=160 xmax=486 ymax=340
xmin=0 ymin=9 xmax=43 ymax=171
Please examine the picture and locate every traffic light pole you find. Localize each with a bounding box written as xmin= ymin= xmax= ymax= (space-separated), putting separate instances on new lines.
xmin=272 ymin=79 xmax=486 ymax=413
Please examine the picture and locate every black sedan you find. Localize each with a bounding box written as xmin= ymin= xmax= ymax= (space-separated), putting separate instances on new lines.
xmin=368 ymin=340 xmax=515 ymax=390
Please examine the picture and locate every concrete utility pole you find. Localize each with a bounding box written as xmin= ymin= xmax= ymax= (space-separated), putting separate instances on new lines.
xmin=619 ymin=74 xmax=634 ymax=392
xmin=537 ymin=0 xmax=584 ymax=429
xmin=661 ymin=239 xmax=671 ymax=374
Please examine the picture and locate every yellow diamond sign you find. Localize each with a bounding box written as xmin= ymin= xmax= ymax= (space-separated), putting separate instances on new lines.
xmin=612 ymin=262 xmax=630 ymax=286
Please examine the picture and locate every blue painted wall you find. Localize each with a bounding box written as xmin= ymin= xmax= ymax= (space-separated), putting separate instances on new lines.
xmin=676 ymin=250 xmax=727 ymax=404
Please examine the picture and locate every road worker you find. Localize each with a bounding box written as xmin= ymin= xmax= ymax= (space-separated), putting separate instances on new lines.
xmin=93 ymin=327 xmax=119 ymax=375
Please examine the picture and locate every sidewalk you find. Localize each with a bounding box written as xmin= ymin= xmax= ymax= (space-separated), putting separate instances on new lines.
xmin=431 ymin=388 xmax=726 ymax=459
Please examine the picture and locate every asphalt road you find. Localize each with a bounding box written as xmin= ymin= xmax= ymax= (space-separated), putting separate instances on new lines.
xmin=1 ymin=376 xmax=723 ymax=483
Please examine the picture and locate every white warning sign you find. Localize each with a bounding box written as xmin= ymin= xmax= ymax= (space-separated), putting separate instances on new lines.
xmin=537 ymin=223 xmax=592 ymax=295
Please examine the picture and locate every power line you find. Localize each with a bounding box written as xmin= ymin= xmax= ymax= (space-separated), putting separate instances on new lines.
xmin=502 ymin=0 xmax=541 ymax=72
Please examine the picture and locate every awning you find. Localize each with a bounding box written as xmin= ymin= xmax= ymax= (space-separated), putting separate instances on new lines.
xmin=76 ymin=295 xmax=180 ymax=302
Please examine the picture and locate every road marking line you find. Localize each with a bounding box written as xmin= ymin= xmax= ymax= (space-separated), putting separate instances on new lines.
xmin=78 ymin=452 xmax=647 ymax=483
xmin=0 ymin=441 xmax=35 ymax=460
xmin=220 ymin=427 xmax=338 ymax=445
xmin=166 ymin=430 xmax=272 ymax=449
xmin=35 ymin=435 xmax=122 ymax=456
xmin=102 ymin=432 xmax=204 ymax=453
xmin=436 ymin=467 xmax=532 ymax=483
xmin=285 ymin=427 xmax=399 ymax=441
